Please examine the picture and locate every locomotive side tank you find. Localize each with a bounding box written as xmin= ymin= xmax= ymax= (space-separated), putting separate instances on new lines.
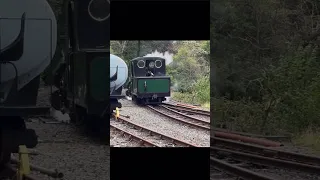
xmin=110 ymin=54 xmax=128 ymax=113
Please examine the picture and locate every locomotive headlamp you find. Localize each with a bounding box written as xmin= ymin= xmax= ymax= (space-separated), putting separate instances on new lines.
xmin=155 ymin=60 xmax=162 ymax=68
xmin=149 ymin=61 xmax=155 ymax=68
xmin=137 ymin=60 xmax=145 ymax=68
xmin=88 ymin=0 xmax=110 ymax=22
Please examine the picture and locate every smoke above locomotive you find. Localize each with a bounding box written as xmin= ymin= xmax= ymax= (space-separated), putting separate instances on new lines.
xmin=110 ymin=54 xmax=128 ymax=95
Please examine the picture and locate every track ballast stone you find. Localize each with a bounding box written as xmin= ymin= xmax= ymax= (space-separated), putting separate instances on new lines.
xmin=111 ymin=99 xmax=210 ymax=147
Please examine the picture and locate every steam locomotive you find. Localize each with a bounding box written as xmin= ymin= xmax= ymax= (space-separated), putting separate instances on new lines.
xmin=49 ymin=0 xmax=110 ymax=138
xmin=126 ymin=57 xmax=171 ymax=104
xmin=0 ymin=0 xmax=110 ymax=167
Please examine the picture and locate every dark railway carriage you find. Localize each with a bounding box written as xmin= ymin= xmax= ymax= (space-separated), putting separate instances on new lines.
xmin=126 ymin=57 xmax=171 ymax=104
xmin=49 ymin=0 xmax=110 ymax=138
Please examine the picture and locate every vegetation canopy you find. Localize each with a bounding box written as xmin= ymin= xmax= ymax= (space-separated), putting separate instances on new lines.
xmin=211 ymin=0 xmax=320 ymax=150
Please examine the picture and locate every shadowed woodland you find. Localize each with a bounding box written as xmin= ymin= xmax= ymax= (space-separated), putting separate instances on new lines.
xmin=211 ymin=0 xmax=320 ymax=149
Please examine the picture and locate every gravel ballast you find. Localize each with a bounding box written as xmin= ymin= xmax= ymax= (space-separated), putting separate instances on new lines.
xmin=111 ymin=99 xmax=210 ymax=147
xmin=14 ymin=119 xmax=110 ymax=180
xmin=11 ymin=82 xmax=110 ymax=180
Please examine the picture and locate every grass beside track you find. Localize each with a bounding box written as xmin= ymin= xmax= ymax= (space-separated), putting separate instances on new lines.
xmin=171 ymin=92 xmax=210 ymax=110
xmin=293 ymin=128 xmax=320 ymax=155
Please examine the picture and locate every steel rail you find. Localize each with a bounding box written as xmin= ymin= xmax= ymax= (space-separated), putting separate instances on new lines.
xmin=211 ymin=147 xmax=320 ymax=175
xmin=162 ymin=103 xmax=210 ymax=117
xmin=210 ymin=157 xmax=274 ymax=180
xmin=212 ymin=127 xmax=291 ymax=141
xmin=213 ymin=131 xmax=283 ymax=147
xmin=113 ymin=116 xmax=199 ymax=147
xmin=212 ymin=136 xmax=320 ymax=166
xmin=162 ymin=102 xmax=210 ymax=115
xmin=147 ymin=105 xmax=210 ymax=131
xmin=160 ymin=105 xmax=210 ymax=125
xmin=110 ymin=123 xmax=158 ymax=147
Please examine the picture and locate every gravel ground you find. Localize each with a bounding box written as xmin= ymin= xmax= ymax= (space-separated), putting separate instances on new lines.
xmin=111 ymin=119 xmax=182 ymax=147
xmin=110 ymin=128 xmax=141 ymax=147
xmin=110 ymin=99 xmax=210 ymax=147
xmin=11 ymin=81 xmax=110 ymax=180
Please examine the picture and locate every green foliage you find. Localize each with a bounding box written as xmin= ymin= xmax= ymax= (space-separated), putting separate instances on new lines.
xmin=167 ymin=41 xmax=210 ymax=106
xmin=212 ymin=0 xmax=320 ymax=138
xmin=168 ymin=41 xmax=210 ymax=93
xmin=192 ymin=76 xmax=210 ymax=104
xmin=172 ymin=76 xmax=210 ymax=106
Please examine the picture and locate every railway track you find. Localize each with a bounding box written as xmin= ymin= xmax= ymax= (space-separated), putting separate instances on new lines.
xmin=212 ymin=127 xmax=291 ymax=142
xmin=147 ymin=105 xmax=210 ymax=130
xmin=211 ymin=156 xmax=274 ymax=180
xmin=211 ymin=135 xmax=320 ymax=179
xmin=110 ymin=116 xmax=199 ymax=147
xmin=162 ymin=102 xmax=210 ymax=117
xmin=0 ymin=158 xmax=64 ymax=180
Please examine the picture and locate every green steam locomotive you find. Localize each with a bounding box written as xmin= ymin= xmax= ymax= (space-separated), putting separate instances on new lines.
xmin=126 ymin=57 xmax=171 ymax=104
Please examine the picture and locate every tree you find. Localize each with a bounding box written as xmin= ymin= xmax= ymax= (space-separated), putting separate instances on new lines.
xmin=167 ymin=41 xmax=210 ymax=93
xmin=211 ymin=0 xmax=320 ymax=134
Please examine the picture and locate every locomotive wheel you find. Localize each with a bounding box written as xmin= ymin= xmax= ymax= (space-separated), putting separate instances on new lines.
xmin=125 ymin=89 xmax=131 ymax=96
xmin=132 ymin=95 xmax=137 ymax=104
xmin=0 ymin=130 xmax=11 ymax=168
xmin=132 ymin=95 xmax=142 ymax=105
xmin=0 ymin=117 xmax=26 ymax=167
xmin=70 ymin=105 xmax=85 ymax=125
xmin=96 ymin=116 xmax=109 ymax=144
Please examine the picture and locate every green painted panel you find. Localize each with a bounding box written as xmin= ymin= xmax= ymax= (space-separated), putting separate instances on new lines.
xmin=90 ymin=57 xmax=108 ymax=101
xmin=137 ymin=78 xmax=170 ymax=93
